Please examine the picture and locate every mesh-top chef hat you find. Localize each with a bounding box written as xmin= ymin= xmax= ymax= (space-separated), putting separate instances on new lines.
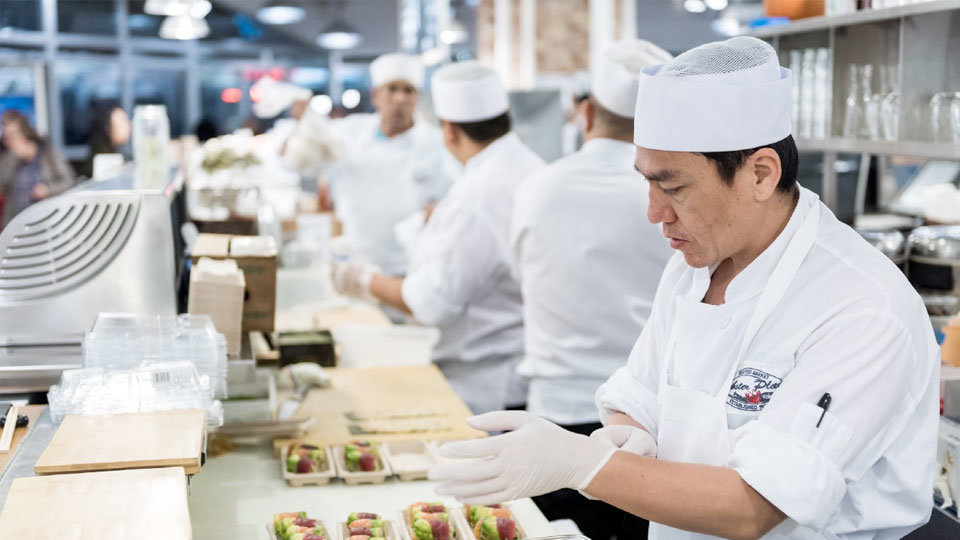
xmin=431 ymin=61 xmax=510 ymax=123
xmin=592 ymin=40 xmax=673 ymax=118
xmin=633 ymin=36 xmax=793 ymax=152
xmin=370 ymin=53 xmax=425 ymax=89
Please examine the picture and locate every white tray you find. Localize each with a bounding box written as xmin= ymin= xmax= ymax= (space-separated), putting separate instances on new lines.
xmin=280 ymin=444 xmax=337 ymax=487
xmin=382 ymin=441 xmax=439 ymax=482
xmin=333 ymin=444 xmax=393 ymax=485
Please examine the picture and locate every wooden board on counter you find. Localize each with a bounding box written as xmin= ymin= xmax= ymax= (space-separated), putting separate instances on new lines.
xmin=273 ymin=365 xmax=483 ymax=453
xmin=0 ymin=467 xmax=192 ymax=540
xmin=34 ymin=409 xmax=205 ymax=475
xmin=0 ymin=405 xmax=44 ymax=476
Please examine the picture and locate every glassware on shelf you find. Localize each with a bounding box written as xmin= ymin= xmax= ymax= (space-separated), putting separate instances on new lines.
xmin=843 ymin=65 xmax=862 ymax=139
xmin=880 ymin=65 xmax=900 ymax=142
xmin=790 ymin=50 xmax=802 ymax=135
xmin=930 ymin=92 xmax=960 ymax=143
xmin=950 ymin=97 xmax=960 ymax=144
xmin=812 ymin=48 xmax=830 ymax=140
xmin=799 ymin=48 xmax=816 ymax=139
xmin=861 ymin=65 xmax=881 ymax=140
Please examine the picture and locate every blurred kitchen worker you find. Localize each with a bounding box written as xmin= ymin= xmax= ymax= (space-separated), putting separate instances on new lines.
xmin=0 ymin=110 xmax=75 ymax=229
xmin=285 ymin=53 xmax=456 ymax=276
xmin=332 ymin=62 xmax=544 ymax=414
xmin=428 ymin=37 xmax=939 ymax=540
xmin=510 ymin=39 xmax=674 ymax=540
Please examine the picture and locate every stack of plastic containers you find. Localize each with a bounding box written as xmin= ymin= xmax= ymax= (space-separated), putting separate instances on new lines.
xmin=82 ymin=313 xmax=228 ymax=399
xmin=47 ymin=361 xmax=223 ymax=429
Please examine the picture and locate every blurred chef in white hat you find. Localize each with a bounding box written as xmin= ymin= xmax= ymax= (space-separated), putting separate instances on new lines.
xmin=428 ymin=37 xmax=939 ymax=540
xmin=332 ymin=61 xmax=544 ymax=414
xmin=509 ymin=39 xmax=674 ymax=540
xmin=285 ymin=52 xmax=456 ymax=276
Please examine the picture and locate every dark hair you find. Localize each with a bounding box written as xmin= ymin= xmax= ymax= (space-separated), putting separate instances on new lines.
xmin=1 ymin=109 xmax=41 ymax=144
xmin=88 ymin=100 xmax=123 ymax=154
xmin=700 ymin=134 xmax=798 ymax=194
xmin=453 ymin=111 xmax=511 ymax=144
xmin=588 ymin=96 xmax=633 ymax=140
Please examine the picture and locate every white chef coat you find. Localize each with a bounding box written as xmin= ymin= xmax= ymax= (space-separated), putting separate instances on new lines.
xmin=402 ymin=133 xmax=545 ymax=413
xmin=596 ymin=186 xmax=940 ymax=539
xmin=326 ymin=113 xmax=457 ymax=275
xmin=510 ymin=138 xmax=673 ymax=425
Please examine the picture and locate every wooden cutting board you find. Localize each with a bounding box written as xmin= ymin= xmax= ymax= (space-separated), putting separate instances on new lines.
xmin=273 ymin=365 xmax=483 ymax=453
xmin=0 ymin=467 xmax=192 ymax=540
xmin=34 ymin=409 xmax=205 ymax=475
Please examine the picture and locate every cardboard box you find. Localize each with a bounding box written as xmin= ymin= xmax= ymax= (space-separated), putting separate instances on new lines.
xmin=188 ymin=258 xmax=245 ymax=356
xmin=191 ymin=233 xmax=278 ymax=333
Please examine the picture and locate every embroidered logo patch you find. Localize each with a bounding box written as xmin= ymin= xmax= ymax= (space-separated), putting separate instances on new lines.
xmin=727 ymin=367 xmax=783 ymax=412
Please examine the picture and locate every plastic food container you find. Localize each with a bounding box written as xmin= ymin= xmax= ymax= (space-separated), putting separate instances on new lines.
xmin=382 ymin=441 xmax=439 ymax=482
xmin=280 ymin=443 xmax=336 ymax=487
xmin=333 ymin=444 xmax=394 ymax=485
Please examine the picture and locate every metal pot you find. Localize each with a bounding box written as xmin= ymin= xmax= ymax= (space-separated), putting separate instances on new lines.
xmin=908 ymin=226 xmax=960 ymax=315
xmin=857 ymin=229 xmax=907 ymax=266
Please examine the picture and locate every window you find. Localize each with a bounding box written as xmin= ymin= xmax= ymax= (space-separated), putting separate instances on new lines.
xmin=132 ymin=67 xmax=186 ymax=137
xmin=0 ymin=0 xmax=41 ymax=32
xmin=59 ymin=1 xmax=118 ymax=35
xmin=57 ymin=57 xmax=122 ymax=146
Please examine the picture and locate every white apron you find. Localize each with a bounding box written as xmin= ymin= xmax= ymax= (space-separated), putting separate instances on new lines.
xmin=650 ymin=201 xmax=821 ymax=540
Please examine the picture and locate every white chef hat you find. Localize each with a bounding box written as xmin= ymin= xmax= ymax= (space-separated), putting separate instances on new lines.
xmin=370 ymin=53 xmax=425 ymax=89
xmin=431 ymin=61 xmax=510 ymax=123
xmin=592 ymin=39 xmax=673 ymax=118
xmin=633 ymin=36 xmax=793 ymax=152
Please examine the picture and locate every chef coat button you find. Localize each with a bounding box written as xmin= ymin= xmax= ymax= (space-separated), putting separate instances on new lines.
xmin=720 ymin=316 xmax=732 ymax=329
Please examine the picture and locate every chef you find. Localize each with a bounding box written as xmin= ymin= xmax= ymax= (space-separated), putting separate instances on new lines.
xmin=509 ymin=40 xmax=674 ymax=540
xmin=285 ymin=52 xmax=456 ymax=276
xmin=332 ymin=62 xmax=545 ymax=414
xmin=429 ymin=37 xmax=939 ymax=540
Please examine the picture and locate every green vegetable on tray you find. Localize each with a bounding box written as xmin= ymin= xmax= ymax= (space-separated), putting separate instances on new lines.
xmin=344 ymin=440 xmax=382 ymax=472
xmin=273 ymin=512 xmax=329 ymax=540
xmin=285 ymin=443 xmax=328 ymax=474
xmin=346 ymin=512 xmax=386 ymax=540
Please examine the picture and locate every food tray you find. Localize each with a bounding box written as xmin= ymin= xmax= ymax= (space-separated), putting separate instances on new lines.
xmin=267 ymin=519 xmax=333 ymax=540
xmin=460 ymin=503 xmax=527 ymax=540
xmin=333 ymin=444 xmax=393 ymax=485
xmin=339 ymin=519 xmax=401 ymax=540
xmin=395 ymin=504 xmax=471 ymax=540
xmin=382 ymin=441 xmax=439 ymax=482
xmin=280 ymin=444 xmax=337 ymax=487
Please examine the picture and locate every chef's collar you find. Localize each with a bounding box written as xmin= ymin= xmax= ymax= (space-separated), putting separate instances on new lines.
xmin=581 ymin=137 xmax=636 ymax=158
xmin=462 ymin=132 xmax=519 ymax=174
xmin=691 ymin=184 xmax=814 ymax=303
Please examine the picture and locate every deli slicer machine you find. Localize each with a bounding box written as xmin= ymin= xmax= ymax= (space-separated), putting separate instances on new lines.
xmin=0 ymin=187 xmax=177 ymax=394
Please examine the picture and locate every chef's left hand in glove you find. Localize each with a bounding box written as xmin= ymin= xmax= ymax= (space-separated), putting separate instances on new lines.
xmin=330 ymin=259 xmax=379 ymax=303
xmin=428 ymin=411 xmax=618 ymax=505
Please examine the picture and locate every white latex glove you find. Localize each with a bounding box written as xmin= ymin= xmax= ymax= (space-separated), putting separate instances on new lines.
xmin=589 ymin=425 xmax=657 ymax=457
xmin=330 ymin=259 xmax=378 ymax=302
xmin=428 ymin=411 xmax=618 ymax=505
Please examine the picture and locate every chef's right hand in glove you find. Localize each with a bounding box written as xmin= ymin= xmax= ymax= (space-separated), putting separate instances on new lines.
xmin=330 ymin=259 xmax=379 ymax=303
xmin=428 ymin=411 xmax=619 ymax=505
xmin=589 ymin=425 xmax=657 ymax=457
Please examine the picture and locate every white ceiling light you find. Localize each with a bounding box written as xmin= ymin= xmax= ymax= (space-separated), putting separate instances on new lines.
xmin=316 ymin=18 xmax=363 ymax=50
xmin=440 ymin=19 xmax=468 ymax=44
xmin=421 ymin=47 xmax=447 ymax=67
xmin=189 ymin=0 xmax=211 ymax=19
xmin=704 ymin=0 xmax=729 ymax=10
xmin=683 ymin=0 xmax=707 ymax=13
xmin=257 ymin=1 xmax=306 ymax=25
xmin=341 ymin=89 xmax=361 ymax=109
xmin=145 ymin=0 xmax=190 ymax=16
xmin=310 ymin=95 xmax=333 ymax=116
xmin=710 ymin=17 xmax=740 ymax=36
xmin=159 ymin=14 xmax=210 ymax=40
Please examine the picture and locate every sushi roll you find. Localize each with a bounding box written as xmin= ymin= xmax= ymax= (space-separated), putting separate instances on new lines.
xmin=286 ymin=443 xmax=328 ymax=474
xmin=466 ymin=505 xmax=510 ymax=526
xmin=473 ymin=516 xmax=517 ymax=540
xmin=344 ymin=441 xmax=382 ymax=472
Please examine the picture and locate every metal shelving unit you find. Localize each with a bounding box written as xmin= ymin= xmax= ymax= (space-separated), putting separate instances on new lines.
xmin=750 ymin=0 xmax=960 ymax=215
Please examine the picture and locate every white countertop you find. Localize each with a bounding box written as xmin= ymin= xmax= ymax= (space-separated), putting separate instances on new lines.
xmin=188 ymin=440 xmax=555 ymax=540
